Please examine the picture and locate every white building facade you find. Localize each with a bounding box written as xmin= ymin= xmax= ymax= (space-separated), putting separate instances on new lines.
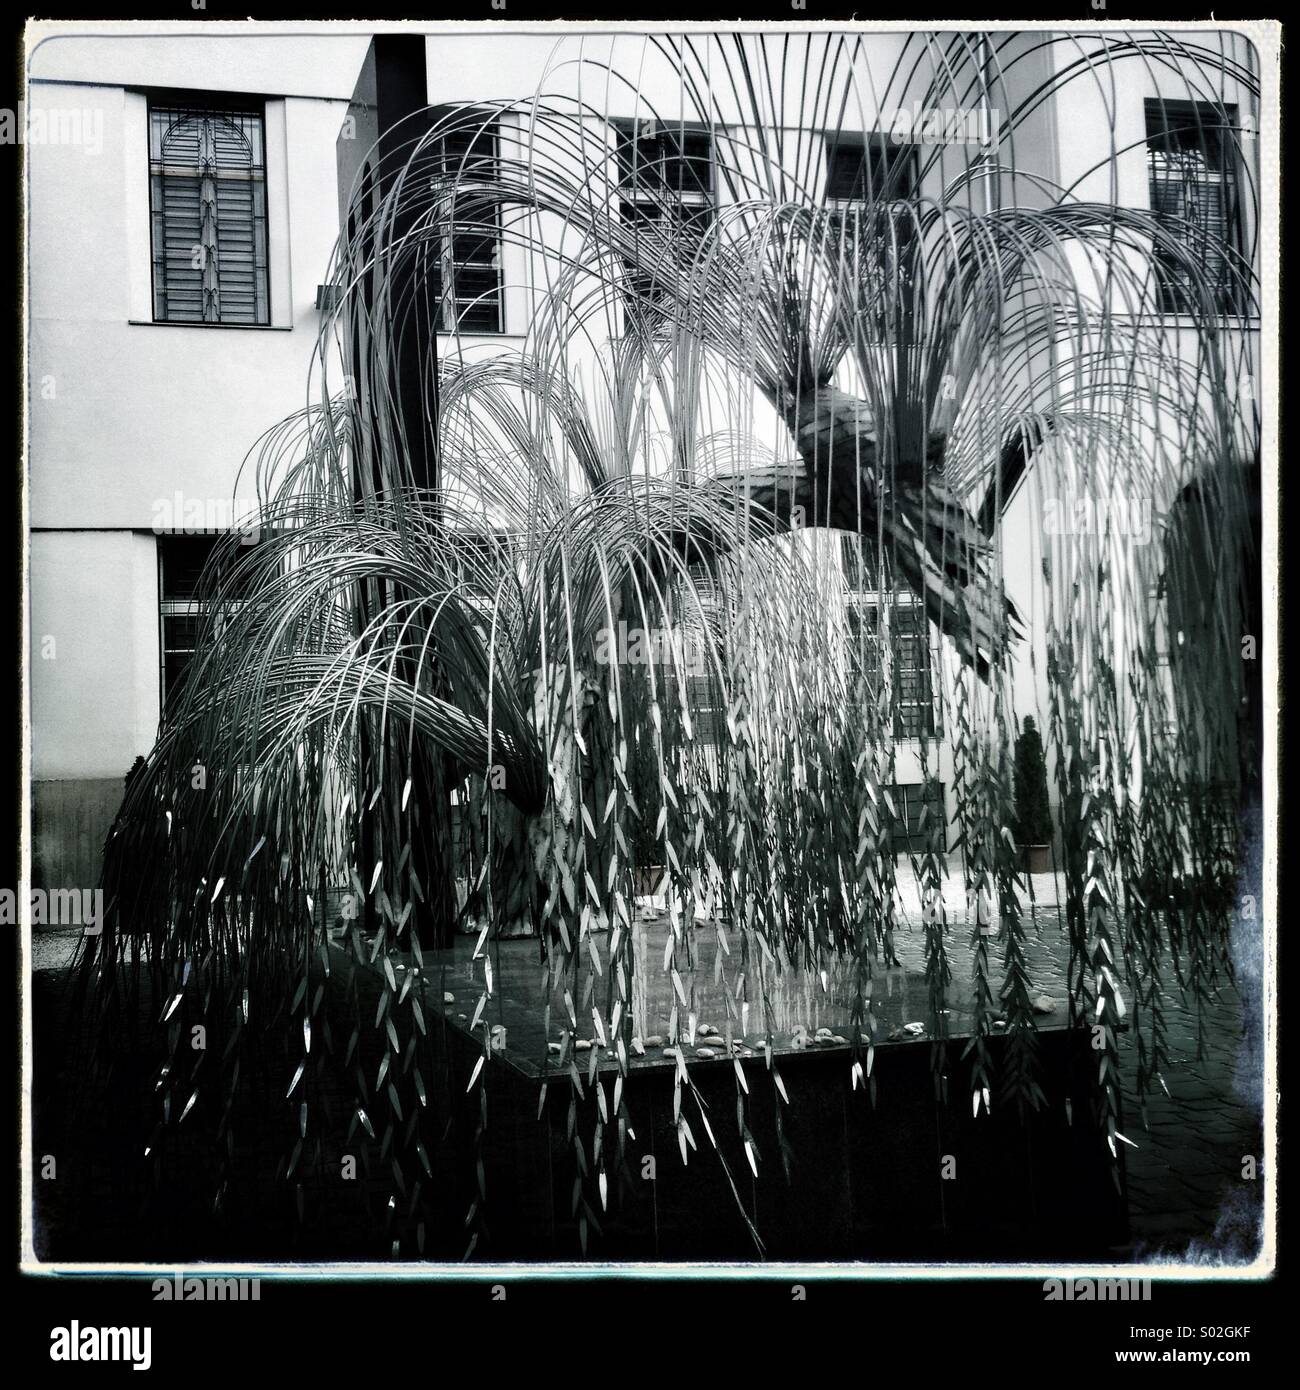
xmin=26 ymin=25 xmax=1263 ymax=892
xmin=27 ymin=33 xmax=370 ymax=889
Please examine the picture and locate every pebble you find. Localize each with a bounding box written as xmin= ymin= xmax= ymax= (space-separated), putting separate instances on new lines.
xmin=695 ymin=1047 xmax=717 ymax=1059
xmin=1031 ymin=995 xmax=1058 ymax=1014
xmin=697 ymin=1023 xmax=718 ymax=1037
xmin=644 ymin=1034 xmax=666 ymax=1047
xmin=829 ymin=1035 xmax=848 ymax=1046
xmin=443 ymin=992 xmax=455 ymax=1004
xmin=575 ymin=1039 xmax=592 ymax=1052
xmin=663 ymin=1047 xmax=681 ymax=1059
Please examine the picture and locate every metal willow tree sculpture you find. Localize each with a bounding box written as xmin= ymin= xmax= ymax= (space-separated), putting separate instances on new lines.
xmin=85 ymin=30 xmax=1261 ymax=1255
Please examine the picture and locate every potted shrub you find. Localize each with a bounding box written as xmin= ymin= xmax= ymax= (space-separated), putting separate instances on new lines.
xmin=1014 ymin=716 xmax=1054 ymax=873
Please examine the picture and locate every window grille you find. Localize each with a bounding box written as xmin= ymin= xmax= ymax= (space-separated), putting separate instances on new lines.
xmin=1144 ymin=99 xmax=1246 ymax=316
xmin=824 ymin=134 xmax=921 ymax=342
xmin=149 ymin=99 xmax=269 ymax=324
xmin=430 ymin=118 xmax=504 ymax=333
xmin=614 ymin=121 xmax=715 ymax=328
xmin=158 ymin=535 xmax=256 ymax=710
xmin=886 ymin=781 xmax=947 ymax=854
xmin=844 ymin=557 xmax=941 ymax=741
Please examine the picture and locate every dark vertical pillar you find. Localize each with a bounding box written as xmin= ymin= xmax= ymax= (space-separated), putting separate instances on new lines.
xmin=336 ymin=39 xmax=455 ymax=948
xmin=337 ymin=35 xmax=440 ymax=495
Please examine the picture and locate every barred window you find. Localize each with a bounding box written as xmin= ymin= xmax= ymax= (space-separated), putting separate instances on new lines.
xmin=844 ymin=548 xmax=940 ymax=741
xmin=430 ymin=118 xmax=504 ymax=333
xmin=824 ymin=134 xmax=917 ymax=204
xmin=1145 ymin=99 xmax=1246 ymax=316
xmin=886 ymin=781 xmax=946 ymax=855
xmin=149 ymin=98 xmax=269 ymax=325
xmin=158 ymin=535 xmax=256 ymax=710
xmin=614 ymin=120 xmax=714 ymax=328
xmin=824 ymin=134 xmax=921 ymax=341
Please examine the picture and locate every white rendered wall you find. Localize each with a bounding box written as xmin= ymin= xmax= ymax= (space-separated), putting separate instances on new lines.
xmin=30 ymin=531 xmax=160 ymax=780
xmin=28 ymin=34 xmax=362 ymax=791
xmin=27 ymin=80 xmax=351 ymax=530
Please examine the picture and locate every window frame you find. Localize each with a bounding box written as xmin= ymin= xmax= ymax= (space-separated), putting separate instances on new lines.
xmin=1143 ymin=97 xmax=1249 ymax=319
xmin=843 ymin=554 xmax=942 ymax=742
xmin=822 ymin=132 xmax=922 ymax=345
xmin=157 ymin=533 xmax=258 ymax=714
xmin=146 ymin=90 xmax=272 ymax=328
xmin=429 ymin=111 xmax=506 ymax=335
xmin=612 ymin=118 xmax=717 ymax=332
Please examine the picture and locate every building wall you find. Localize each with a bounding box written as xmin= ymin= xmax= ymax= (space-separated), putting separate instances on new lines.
xmin=27 ymin=81 xmax=353 ymax=529
xmin=416 ymin=32 xmax=1003 ymax=846
xmin=27 ymin=34 xmax=366 ymax=893
xmin=998 ymin=32 xmax=1261 ymax=796
xmin=27 ymin=28 xmax=1262 ymax=889
xmin=29 ymin=531 xmax=158 ymax=890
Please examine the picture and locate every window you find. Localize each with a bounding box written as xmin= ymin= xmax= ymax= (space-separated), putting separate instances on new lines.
xmin=824 ymin=134 xmax=920 ymax=341
xmin=681 ymin=562 xmax=724 ymax=744
xmin=430 ymin=118 xmax=503 ymax=333
xmin=149 ymin=97 xmax=269 ymax=324
xmin=824 ymin=134 xmax=917 ymax=204
xmin=1144 ymin=99 xmax=1247 ymax=316
xmin=886 ymin=781 xmax=946 ymax=855
xmin=614 ymin=120 xmax=715 ymax=328
xmin=158 ymin=535 xmax=254 ymax=710
xmin=843 ymin=537 xmax=940 ymax=740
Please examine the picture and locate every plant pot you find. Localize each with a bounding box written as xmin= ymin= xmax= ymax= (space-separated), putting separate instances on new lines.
xmin=1024 ymin=843 xmax=1053 ymax=875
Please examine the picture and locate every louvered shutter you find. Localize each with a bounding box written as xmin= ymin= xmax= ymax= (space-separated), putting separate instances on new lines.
xmin=149 ymin=101 xmax=269 ymax=325
xmin=614 ymin=122 xmax=715 ymax=328
xmin=1145 ymin=101 xmax=1244 ymax=315
xmin=431 ymin=118 xmax=503 ymax=333
xmin=823 ymin=136 xmax=921 ymax=343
